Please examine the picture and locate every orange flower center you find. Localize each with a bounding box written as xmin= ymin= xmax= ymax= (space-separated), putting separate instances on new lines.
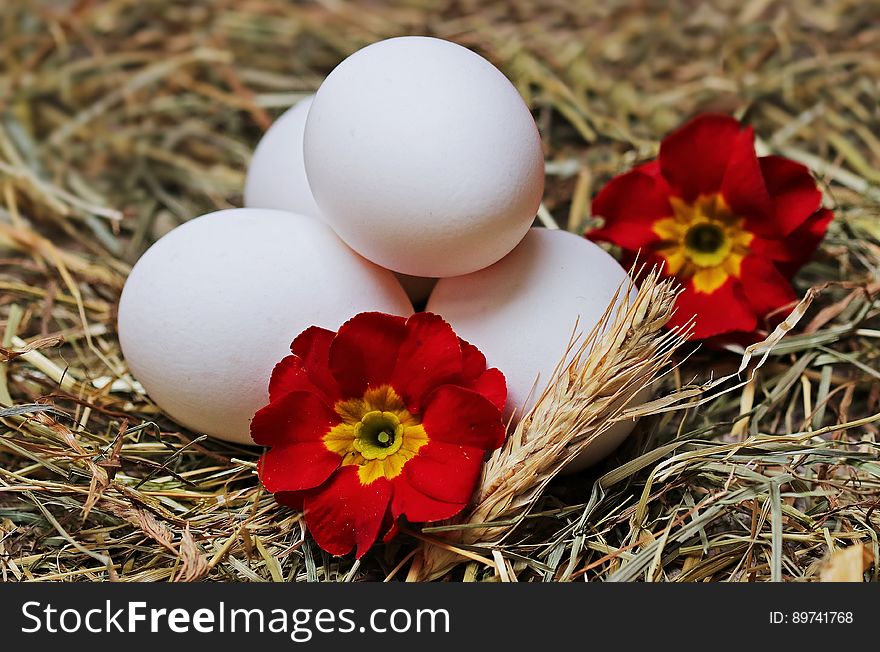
xmin=653 ymin=194 xmax=754 ymax=294
xmin=323 ymin=385 xmax=428 ymax=485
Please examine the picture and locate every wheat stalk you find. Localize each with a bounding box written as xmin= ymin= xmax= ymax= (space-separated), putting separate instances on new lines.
xmin=410 ymin=267 xmax=691 ymax=581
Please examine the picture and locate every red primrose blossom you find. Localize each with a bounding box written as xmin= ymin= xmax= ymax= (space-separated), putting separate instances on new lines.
xmin=588 ymin=114 xmax=832 ymax=340
xmin=252 ymin=312 xmax=506 ymax=558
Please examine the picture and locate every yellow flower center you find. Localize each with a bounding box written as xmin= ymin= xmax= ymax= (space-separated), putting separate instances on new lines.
xmin=324 ymin=385 xmax=428 ymax=485
xmin=653 ymin=194 xmax=754 ymax=294
xmin=352 ymin=411 xmax=404 ymax=460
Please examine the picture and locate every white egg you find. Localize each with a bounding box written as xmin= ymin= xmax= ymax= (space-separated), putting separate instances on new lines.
xmin=243 ymin=94 xmax=436 ymax=305
xmin=243 ymin=96 xmax=321 ymax=219
xmin=304 ymin=36 xmax=544 ymax=278
xmin=118 ymin=208 xmax=413 ymax=445
xmin=426 ymin=228 xmax=646 ymax=470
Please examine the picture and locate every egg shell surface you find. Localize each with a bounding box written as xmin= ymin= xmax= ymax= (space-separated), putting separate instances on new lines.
xmin=243 ymin=96 xmax=322 ymax=219
xmin=426 ymin=228 xmax=644 ymax=469
xmin=304 ymin=36 xmax=544 ymax=278
xmin=243 ymin=95 xmax=436 ymax=306
xmin=118 ymin=208 xmax=414 ymax=444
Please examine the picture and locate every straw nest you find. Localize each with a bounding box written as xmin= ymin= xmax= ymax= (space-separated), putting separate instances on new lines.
xmin=0 ymin=0 xmax=878 ymax=582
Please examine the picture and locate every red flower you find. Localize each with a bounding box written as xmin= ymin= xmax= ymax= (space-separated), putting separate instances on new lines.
xmin=587 ymin=114 xmax=833 ymax=340
xmin=252 ymin=312 xmax=506 ymax=558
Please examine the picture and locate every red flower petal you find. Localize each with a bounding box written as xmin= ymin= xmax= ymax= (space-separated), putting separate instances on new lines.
xmin=775 ymin=208 xmax=833 ymax=277
xmin=458 ymin=339 xmax=507 ymax=411
xmin=303 ymin=466 xmax=392 ymax=558
xmin=391 ymin=312 xmax=463 ymax=413
xmin=671 ymin=278 xmax=756 ymax=339
xmin=760 ymin=156 xmax=824 ymax=237
xmin=275 ymin=491 xmax=305 ymax=511
xmin=460 ymin=339 xmax=487 ymax=380
xmin=747 ymin=235 xmax=790 ymax=263
xmin=269 ymin=355 xmax=323 ymax=402
xmin=381 ymin=513 xmax=399 ymax=544
xmin=634 ymin=159 xmax=664 ymax=179
xmin=659 ymin=114 xmax=742 ymax=200
xmin=462 ymin=367 xmax=507 ymax=413
xmin=588 ymin=167 xmax=672 ymax=251
xmin=391 ymin=475 xmax=468 ymax=523
xmin=250 ymin=390 xmax=339 ymax=447
xmin=401 ymin=440 xmax=486 ymax=506
xmin=739 ymin=256 xmax=798 ymax=324
xmin=720 ymin=127 xmax=774 ymax=234
xmin=422 ymin=385 xmax=505 ymax=450
xmin=749 ymin=208 xmax=832 ymax=277
xmin=258 ymin=441 xmax=340 ymax=493
xmin=328 ymin=312 xmax=407 ymax=399
xmin=290 ymin=326 xmax=340 ymax=402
